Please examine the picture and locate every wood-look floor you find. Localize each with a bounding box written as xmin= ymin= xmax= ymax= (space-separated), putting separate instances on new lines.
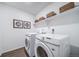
xmin=1 ymin=47 xmax=78 ymax=57
xmin=1 ymin=47 xmax=29 ymax=57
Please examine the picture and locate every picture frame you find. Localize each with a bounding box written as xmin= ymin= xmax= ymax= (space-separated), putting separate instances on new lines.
xmin=13 ymin=19 xmax=31 ymax=29
xmin=23 ymin=21 xmax=31 ymax=29
xmin=13 ymin=19 xmax=23 ymax=29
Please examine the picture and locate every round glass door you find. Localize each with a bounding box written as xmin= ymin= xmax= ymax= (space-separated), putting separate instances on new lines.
xmin=35 ymin=42 xmax=53 ymax=57
xmin=37 ymin=46 xmax=48 ymax=57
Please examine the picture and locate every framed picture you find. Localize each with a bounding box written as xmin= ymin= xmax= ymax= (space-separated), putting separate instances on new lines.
xmin=23 ymin=21 xmax=31 ymax=29
xmin=13 ymin=19 xmax=23 ymax=29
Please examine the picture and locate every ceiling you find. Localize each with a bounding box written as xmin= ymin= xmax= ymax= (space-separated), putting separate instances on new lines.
xmin=1 ymin=2 xmax=52 ymax=16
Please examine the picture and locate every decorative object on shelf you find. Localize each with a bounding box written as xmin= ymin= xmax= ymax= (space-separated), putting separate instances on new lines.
xmin=39 ymin=16 xmax=45 ymax=21
xmin=13 ymin=19 xmax=31 ymax=29
xmin=46 ymin=11 xmax=56 ymax=18
xmin=35 ymin=16 xmax=45 ymax=23
xmin=60 ymin=2 xmax=75 ymax=13
xmin=13 ymin=19 xmax=23 ymax=29
xmin=23 ymin=21 xmax=31 ymax=29
xmin=35 ymin=20 xmax=39 ymax=23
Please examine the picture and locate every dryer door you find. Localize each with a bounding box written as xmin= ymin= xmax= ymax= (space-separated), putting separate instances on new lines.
xmin=35 ymin=42 xmax=53 ymax=57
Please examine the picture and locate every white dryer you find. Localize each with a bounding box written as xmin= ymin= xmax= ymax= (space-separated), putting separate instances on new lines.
xmin=25 ymin=33 xmax=36 ymax=57
xmin=35 ymin=34 xmax=70 ymax=57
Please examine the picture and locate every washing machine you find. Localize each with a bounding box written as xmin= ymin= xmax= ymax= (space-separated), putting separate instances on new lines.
xmin=25 ymin=33 xmax=36 ymax=57
xmin=35 ymin=34 xmax=70 ymax=57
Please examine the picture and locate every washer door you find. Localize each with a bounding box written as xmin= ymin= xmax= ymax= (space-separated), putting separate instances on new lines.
xmin=35 ymin=42 xmax=53 ymax=57
xmin=25 ymin=37 xmax=30 ymax=50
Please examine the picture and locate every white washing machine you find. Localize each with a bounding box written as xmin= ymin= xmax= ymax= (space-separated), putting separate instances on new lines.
xmin=25 ymin=33 xmax=36 ymax=57
xmin=35 ymin=34 xmax=70 ymax=57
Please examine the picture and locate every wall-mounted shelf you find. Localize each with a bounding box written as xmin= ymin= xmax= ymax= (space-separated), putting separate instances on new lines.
xmin=34 ymin=6 xmax=79 ymax=28
xmin=35 ymin=12 xmax=57 ymax=23
xmin=34 ymin=2 xmax=79 ymax=25
xmin=45 ymin=6 xmax=79 ymax=26
xmin=35 ymin=16 xmax=45 ymax=23
xmin=46 ymin=6 xmax=78 ymax=19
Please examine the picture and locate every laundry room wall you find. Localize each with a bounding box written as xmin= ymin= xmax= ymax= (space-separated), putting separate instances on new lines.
xmin=34 ymin=2 xmax=79 ymax=56
xmin=0 ymin=4 xmax=35 ymax=54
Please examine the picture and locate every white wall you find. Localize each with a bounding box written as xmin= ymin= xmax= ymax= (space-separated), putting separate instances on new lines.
xmin=0 ymin=4 xmax=35 ymax=54
xmin=35 ymin=2 xmax=79 ymax=56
